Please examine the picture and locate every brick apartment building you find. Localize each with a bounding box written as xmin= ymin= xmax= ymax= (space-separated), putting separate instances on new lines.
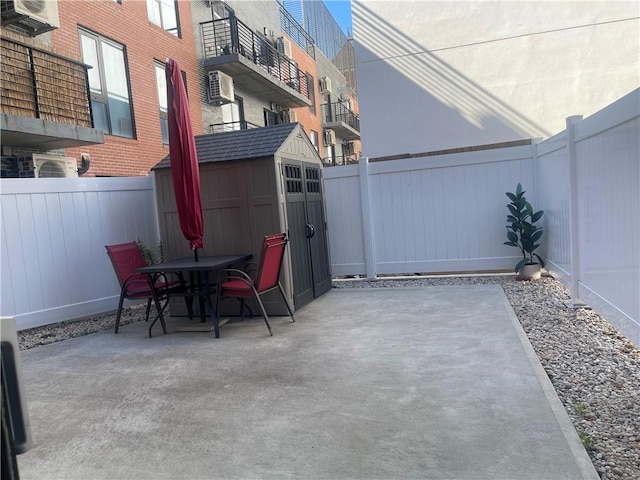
xmin=56 ymin=0 xmax=204 ymax=176
xmin=1 ymin=0 xmax=359 ymax=177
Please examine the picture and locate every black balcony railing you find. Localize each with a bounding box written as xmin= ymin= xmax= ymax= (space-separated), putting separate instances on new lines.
xmin=322 ymin=102 xmax=360 ymax=132
xmin=322 ymin=155 xmax=359 ymax=167
xmin=202 ymin=16 xmax=309 ymax=98
xmin=209 ymin=120 xmax=261 ymax=134
xmin=1 ymin=36 xmax=93 ymax=128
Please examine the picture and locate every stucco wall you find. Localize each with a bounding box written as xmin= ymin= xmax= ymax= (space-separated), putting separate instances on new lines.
xmin=353 ymin=0 xmax=639 ymax=158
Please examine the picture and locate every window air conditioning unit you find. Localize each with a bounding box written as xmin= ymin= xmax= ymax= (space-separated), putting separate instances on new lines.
xmin=319 ymin=76 xmax=332 ymax=94
xmin=1 ymin=0 xmax=60 ymax=36
xmin=208 ymin=70 xmax=234 ymax=104
xmin=324 ymin=129 xmax=336 ymax=146
xmin=30 ymin=154 xmax=78 ymax=178
xmin=276 ymin=36 xmax=292 ymax=57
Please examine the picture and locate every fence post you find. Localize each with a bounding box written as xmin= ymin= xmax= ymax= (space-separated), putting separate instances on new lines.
xmin=566 ymin=115 xmax=585 ymax=308
xmin=359 ymin=157 xmax=376 ymax=279
xmin=150 ymin=170 xmax=162 ymax=244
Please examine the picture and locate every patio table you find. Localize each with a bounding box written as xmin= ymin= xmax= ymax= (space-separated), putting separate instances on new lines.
xmin=137 ymin=254 xmax=252 ymax=338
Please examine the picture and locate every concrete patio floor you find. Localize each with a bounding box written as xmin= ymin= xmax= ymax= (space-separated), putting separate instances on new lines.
xmin=17 ymin=285 xmax=598 ymax=479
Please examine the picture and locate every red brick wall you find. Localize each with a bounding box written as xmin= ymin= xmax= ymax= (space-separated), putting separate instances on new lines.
xmin=52 ymin=0 xmax=204 ymax=176
xmin=287 ymin=35 xmax=324 ymax=158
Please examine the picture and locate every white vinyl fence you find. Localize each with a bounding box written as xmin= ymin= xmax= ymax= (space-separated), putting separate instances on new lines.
xmin=0 ymin=176 xmax=159 ymax=330
xmin=324 ymin=89 xmax=639 ymax=345
xmin=537 ymin=91 xmax=639 ymax=345
xmin=1 ymin=91 xmax=637 ymax=345
xmin=324 ymin=146 xmax=536 ymax=277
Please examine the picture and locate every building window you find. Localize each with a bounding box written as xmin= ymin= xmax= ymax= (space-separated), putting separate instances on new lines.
xmin=306 ymin=72 xmax=315 ymax=115
xmin=80 ymin=29 xmax=134 ymax=139
xmin=147 ymin=0 xmax=180 ymax=37
xmin=155 ymin=62 xmax=189 ymax=144
xmin=310 ymin=130 xmax=319 ymax=152
xmin=222 ymin=96 xmax=245 ymax=131
xmin=264 ymin=109 xmax=281 ymax=127
xmin=155 ymin=62 xmax=169 ymax=144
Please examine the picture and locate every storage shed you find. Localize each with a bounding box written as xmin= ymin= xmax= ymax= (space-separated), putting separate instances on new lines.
xmin=153 ymin=123 xmax=331 ymax=314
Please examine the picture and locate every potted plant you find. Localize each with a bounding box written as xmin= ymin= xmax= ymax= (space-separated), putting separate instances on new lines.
xmin=504 ymin=183 xmax=545 ymax=280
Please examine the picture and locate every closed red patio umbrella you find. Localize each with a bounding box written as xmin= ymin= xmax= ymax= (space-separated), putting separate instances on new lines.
xmin=166 ymin=58 xmax=203 ymax=260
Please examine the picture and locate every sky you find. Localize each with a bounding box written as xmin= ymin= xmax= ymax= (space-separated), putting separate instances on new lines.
xmin=324 ymin=0 xmax=353 ymax=37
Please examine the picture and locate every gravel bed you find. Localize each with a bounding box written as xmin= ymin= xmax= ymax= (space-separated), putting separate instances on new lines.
xmin=18 ymin=275 xmax=640 ymax=479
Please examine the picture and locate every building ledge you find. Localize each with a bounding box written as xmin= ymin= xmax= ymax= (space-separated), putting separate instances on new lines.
xmin=204 ymin=54 xmax=312 ymax=108
xmin=1 ymin=114 xmax=105 ymax=150
xmin=323 ymin=120 xmax=360 ymax=141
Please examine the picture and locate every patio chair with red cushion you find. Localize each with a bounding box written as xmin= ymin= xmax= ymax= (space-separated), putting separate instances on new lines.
xmin=105 ymin=242 xmax=191 ymax=337
xmin=216 ymin=233 xmax=295 ymax=336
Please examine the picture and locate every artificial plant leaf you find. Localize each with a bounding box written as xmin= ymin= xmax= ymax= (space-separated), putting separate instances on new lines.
xmin=515 ymin=258 xmax=528 ymax=273
xmin=507 ymin=231 xmax=518 ymax=243
xmin=531 ymin=210 xmax=544 ymax=223
xmin=504 ymin=241 xmax=518 ymax=247
xmin=507 ymin=204 xmax=519 ymax=217
xmin=534 ymin=253 xmax=545 ymax=268
xmin=506 ymin=192 xmax=518 ymax=202
xmin=531 ymin=230 xmax=543 ymax=242
xmin=516 ymin=183 xmax=523 ymax=195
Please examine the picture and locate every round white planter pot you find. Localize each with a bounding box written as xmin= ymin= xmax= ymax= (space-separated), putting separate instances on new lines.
xmin=517 ymin=263 xmax=542 ymax=280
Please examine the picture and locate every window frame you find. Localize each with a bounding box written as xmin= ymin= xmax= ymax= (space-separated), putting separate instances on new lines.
xmin=306 ymin=72 xmax=316 ymax=115
xmin=146 ymin=0 xmax=181 ymax=37
xmin=156 ymin=61 xmax=188 ymax=144
xmin=79 ymin=28 xmax=136 ymax=139
xmin=310 ymin=130 xmax=319 ymax=152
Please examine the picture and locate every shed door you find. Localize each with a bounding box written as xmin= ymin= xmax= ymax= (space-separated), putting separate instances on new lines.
xmin=284 ymin=161 xmax=332 ymax=309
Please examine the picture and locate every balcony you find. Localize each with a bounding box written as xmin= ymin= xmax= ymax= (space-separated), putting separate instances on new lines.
xmin=201 ymin=16 xmax=312 ymax=108
xmin=0 ymin=35 xmax=104 ymax=150
xmin=208 ymin=120 xmax=262 ymax=134
xmin=322 ymin=102 xmax=360 ymax=140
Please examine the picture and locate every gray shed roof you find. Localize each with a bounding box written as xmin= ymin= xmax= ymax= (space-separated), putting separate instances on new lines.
xmin=153 ymin=123 xmax=299 ymax=169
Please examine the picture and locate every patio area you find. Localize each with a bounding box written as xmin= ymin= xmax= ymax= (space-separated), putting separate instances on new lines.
xmin=16 ymin=285 xmax=597 ymax=479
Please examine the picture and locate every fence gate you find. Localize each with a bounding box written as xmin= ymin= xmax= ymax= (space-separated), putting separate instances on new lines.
xmin=284 ymin=161 xmax=332 ymax=309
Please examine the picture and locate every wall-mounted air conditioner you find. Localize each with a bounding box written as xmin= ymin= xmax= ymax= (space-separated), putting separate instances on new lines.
xmin=276 ymin=36 xmax=292 ymax=58
xmin=1 ymin=0 xmax=60 ymax=36
xmin=208 ymin=70 xmax=234 ymax=104
xmin=324 ymin=129 xmax=336 ymax=146
xmin=30 ymin=154 xmax=78 ymax=178
xmin=319 ymin=76 xmax=332 ymax=94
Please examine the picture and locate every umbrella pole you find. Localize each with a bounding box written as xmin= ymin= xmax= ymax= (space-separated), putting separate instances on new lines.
xmin=194 ymin=247 xmax=199 ymax=262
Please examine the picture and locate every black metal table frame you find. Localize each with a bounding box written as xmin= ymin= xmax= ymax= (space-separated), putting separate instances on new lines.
xmin=137 ymin=254 xmax=252 ymax=338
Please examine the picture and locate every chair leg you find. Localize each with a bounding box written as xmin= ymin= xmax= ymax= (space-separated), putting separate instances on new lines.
xmin=239 ymin=298 xmax=245 ymax=321
xmin=148 ymin=291 xmax=168 ymax=338
xmin=177 ymin=273 xmax=194 ymax=320
xmin=185 ymin=295 xmax=194 ymax=320
xmin=114 ymin=292 xmax=126 ymax=334
xmin=277 ymin=282 xmax=295 ymax=323
xmin=215 ymin=283 xmax=222 ymax=323
xmin=144 ymin=298 xmax=152 ymax=322
xmin=251 ymin=289 xmax=272 ymax=336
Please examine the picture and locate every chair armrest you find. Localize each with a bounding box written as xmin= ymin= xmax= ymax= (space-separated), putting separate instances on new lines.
xmin=217 ymin=268 xmax=254 ymax=283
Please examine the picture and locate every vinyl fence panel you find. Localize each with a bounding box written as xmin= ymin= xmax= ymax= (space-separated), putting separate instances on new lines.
xmin=536 ymin=134 xmax=571 ymax=282
xmin=574 ymin=110 xmax=640 ymax=343
xmin=323 ymin=164 xmax=366 ymax=275
xmin=325 ymin=146 xmax=537 ymax=276
xmin=0 ymin=177 xmax=158 ymax=330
